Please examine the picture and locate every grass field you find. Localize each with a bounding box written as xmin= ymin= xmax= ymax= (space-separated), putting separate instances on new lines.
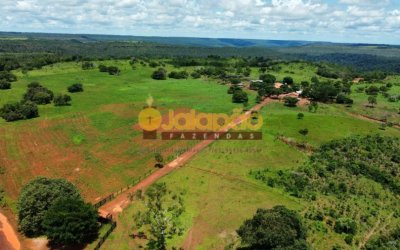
xmin=103 ymin=98 xmax=399 ymax=250
xmin=0 ymin=60 xmax=256 ymax=211
xmin=1 ymin=59 xmax=399 ymax=249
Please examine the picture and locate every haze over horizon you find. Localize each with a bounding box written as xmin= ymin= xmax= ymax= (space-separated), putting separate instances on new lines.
xmin=1 ymin=0 xmax=400 ymax=45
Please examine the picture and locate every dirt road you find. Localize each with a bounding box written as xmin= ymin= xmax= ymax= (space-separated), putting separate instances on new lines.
xmin=0 ymin=212 xmax=21 ymax=250
xmin=99 ymin=98 xmax=273 ymax=217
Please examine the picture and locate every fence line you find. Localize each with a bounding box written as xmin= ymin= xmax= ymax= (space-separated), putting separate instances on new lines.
xmin=93 ymin=169 xmax=154 ymax=209
xmin=93 ymin=219 xmax=117 ymax=250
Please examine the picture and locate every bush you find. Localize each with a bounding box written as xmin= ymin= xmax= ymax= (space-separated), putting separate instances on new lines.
xmin=168 ymin=71 xmax=189 ymax=79
xmin=67 ymin=83 xmax=84 ymax=93
xmin=284 ymin=97 xmax=299 ymax=107
xmin=283 ymin=76 xmax=294 ymax=85
xmin=297 ymin=113 xmax=305 ymax=119
xmin=17 ymin=177 xmax=81 ymax=237
xmin=98 ymin=65 xmax=120 ymax=75
xmin=365 ymin=86 xmax=380 ymax=95
xmin=81 ymin=61 xmax=94 ymax=70
xmin=259 ymin=74 xmax=276 ymax=84
xmin=23 ymin=82 xmax=54 ymax=104
xmin=191 ymin=71 xmax=201 ymax=79
xmin=0 ymin=71 xmax=17 ymax=82
xmin=232 ymin=90 xmax=248 ymax=103
xmin=0 ymin=80 xmax=11 ymax=89
xmin=152 ymin=68 xmax=167 ymax=80
xmin=336 ymin=94 xmax=353 ymax=105
xmin=334 ymin=218 xmax=357 ymax=235
xmin=0 ymin=101 xmax=39 ymax=122
xmin=54 ymin=94 xmax=71 ymax=106
xmin=43 ymin=198 xmax=99 ymax=246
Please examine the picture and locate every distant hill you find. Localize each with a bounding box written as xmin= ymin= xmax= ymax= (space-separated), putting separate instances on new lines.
xmin=0 ymin=31 xmax=320 ymax=48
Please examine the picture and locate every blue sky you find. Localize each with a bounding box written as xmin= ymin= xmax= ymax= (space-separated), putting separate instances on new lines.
xmin=1 ymin=0 xmax=399 ymax=44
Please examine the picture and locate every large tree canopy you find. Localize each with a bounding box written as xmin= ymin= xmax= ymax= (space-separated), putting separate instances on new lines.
xmin=43 ymin=198 xmax=99 ymax=246
xmin=17 ymin=177 xmax=82 ymax=237
xmin=237 ymin=206 xmax=308 ymax=250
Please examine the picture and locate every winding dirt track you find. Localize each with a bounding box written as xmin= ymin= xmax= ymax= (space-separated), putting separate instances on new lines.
xmin=0 ymin=212 xmax=20 ymax=250
xmin=99 ymin=98 xmax=273 ymax=218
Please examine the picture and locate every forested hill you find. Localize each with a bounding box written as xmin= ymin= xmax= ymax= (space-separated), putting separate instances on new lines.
xmin=1 ymin=31 xmax=400 ymax=73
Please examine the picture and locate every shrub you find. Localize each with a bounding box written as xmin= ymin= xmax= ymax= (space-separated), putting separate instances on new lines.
xmin=365 ymin=86 xmax=380 ymax=95
xmin=54 ymin=94 xmax=71 ymax=106
xmin=232 ymin=90 xmax=248 ymax=103
xmin=0 ymin=80 xmax=11 ymax=89
xmin=67 ymin=83 xmax=83 ymax=93
xmin=168 ymin=71 xmax=189 ymax=79
xmin=0 ymin=71 xmax=17 ymax=82
xmin=297 ymin=113 xmax=305 ymax=119
xmin=152 ymin=68 xmax=167 ymax=80
xmin=284 ymin=97 xmax=299 ymax=107
xmin=81 ymin=61 xmax=94 ymax=70
xmin=336 ymin=94 xmax=353 ymax=105
xmin=191 ymin=71 xmax=201 ymax=79
xmin=334 ymin=218 xmax=357 ymax=235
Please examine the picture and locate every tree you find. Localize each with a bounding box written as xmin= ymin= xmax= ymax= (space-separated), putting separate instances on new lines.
xmin=299 ymin=128 xmax=309 ymax=136
xmin=17 ymin=177 xmax=81 ymax=237
xmin=53 ymin=94 xmax=71 ymax=106
xmin=232 ymin=90 xmax=249 ymax=103
xmin=259 ymin=74 xmax=276 ymax=84
xmin=283 ymin=76 xmax=294 ymax=85
xmin=67 ymin=83 xmax=84 ymax=93
xmin=0 ymin=79 xmax=11 ymax=89
xmin=0 ymin=71 xmax=17 ymax=82
xmin=134 ymin=183 xmax=184 ymax=250
xmin=0 ymin=101 xmax=39 ymax=122
xmin=297 ymin=113 xmax=305 ymax=119
xmin=23 ymin=82 xmax=54 ymax=104
xmin=152 ymin=68 xmax=167 ymax=80
xmin=42 ymin=198 xmax=99 ymax=246
xmin=81 ymin=61 xmax=94 ymax=70
xmin=237 ymin=206 xmax=308 ymax=250
xmin=368 ymin=96 xmax=377 ymax=107
xmin=284 ymin=97 xmax=299 ymax=107
xmin=190 ymin=71 xmax=201 ymax=79
xmin=365 ymin=86 xmax=380 ymax=95
xmin=336 ymin=94 xmax=353 ymax=105
xmin=107 ymin=66 xmax=120 ymax=75
xmin=155 ymin=153 xmax=164 ymax=168
xmin=334 ymin=218 xmax=357 ymax=235
xmin=308 ymin=101 xmax=318 ymax=113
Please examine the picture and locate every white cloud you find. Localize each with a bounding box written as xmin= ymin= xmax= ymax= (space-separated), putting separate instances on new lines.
xmin=0 ymin=0 xmax=399 ymax=44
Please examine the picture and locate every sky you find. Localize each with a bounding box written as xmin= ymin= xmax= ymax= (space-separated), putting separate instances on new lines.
xmin=1 ymin=0 xmax=399 ymax=44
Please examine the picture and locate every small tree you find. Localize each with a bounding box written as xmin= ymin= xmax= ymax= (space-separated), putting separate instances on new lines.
xmin=134 ymin=183 xmax=184 ymax=250
xmin=297 ymin=113 xmax=305 ymax=119
xmin=0 ymin=80 xmax=11 ymax=89
xmin=232 ymin=90 xmax=249 ymax=103
xmin=67 ymin=83 xmax=84 ymax=93
xmin=284 ymin=97 xmax=299 ymax=107
xmin=54 ymin=94 xmax=72 ymax=106
xmin=308 ymin=101 xmax=318 ymax=113
xmin=299 ymin=128 xmax=309 ymax=136
xmin=81 ymin=61 xmax=94 ymax=70
xmin=283 ymin=76 xmax=294 ymax=85
xmin=155 ymin=153 xmax=164 ymax=168
xmin=368 ymin=96 xmax=377 ymax=107
xmin=43 ymin=198 xmax=99 ymax=246
xmin=152 ymin=68 xmax=167 ymax=80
